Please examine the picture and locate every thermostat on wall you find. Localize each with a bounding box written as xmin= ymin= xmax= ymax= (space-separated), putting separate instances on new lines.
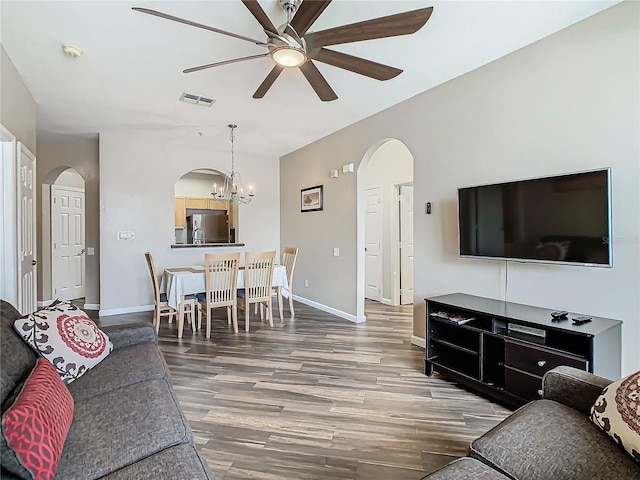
xmin=117 ymin=231 xmax=134 ymax=240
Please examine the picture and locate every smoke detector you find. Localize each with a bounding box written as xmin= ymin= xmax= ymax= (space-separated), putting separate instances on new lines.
xmin=61 ymin=44 xmax=83 ymax=58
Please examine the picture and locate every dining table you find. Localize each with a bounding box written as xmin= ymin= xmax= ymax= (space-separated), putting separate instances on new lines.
xmin=161 ymin=264 xmax=290 ymax=321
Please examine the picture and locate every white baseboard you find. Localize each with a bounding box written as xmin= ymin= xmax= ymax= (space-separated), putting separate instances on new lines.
xmin=37 ymin=299 xmax=54 ymax=308
xmin=292 ymin=295 xmax=366 ymax=323
xmin=99 ymin=304 xmax=154 ymax=317
xmin=411 ymin=335 xmax=426 ymax=349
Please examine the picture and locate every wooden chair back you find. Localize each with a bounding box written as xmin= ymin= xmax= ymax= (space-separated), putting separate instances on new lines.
xmin=144 ymin=251 xmax=177 ymax=331
xmin=244 ymin=251 xmax=276 ymax=301
xmin=144 ymin=251 xmax=161 ymax=305
xmin=204 ymin=252 xmax=241 ymax=307
xmin=282 ymin=247 xmax=298 ymax=288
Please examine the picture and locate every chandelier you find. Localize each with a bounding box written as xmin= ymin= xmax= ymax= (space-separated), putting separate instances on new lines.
xmin=212 ymin=124 xmax=254 ymax=205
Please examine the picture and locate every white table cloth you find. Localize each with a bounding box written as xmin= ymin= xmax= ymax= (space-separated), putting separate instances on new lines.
xmin=161 ymin=265 xmax=288 ymax=311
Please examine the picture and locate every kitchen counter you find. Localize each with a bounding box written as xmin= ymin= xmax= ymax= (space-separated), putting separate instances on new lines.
xmin=171 ymin=243 xmax=245 ymax=249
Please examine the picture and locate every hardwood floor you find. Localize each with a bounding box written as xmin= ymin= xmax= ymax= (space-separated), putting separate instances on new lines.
xmin=96 ymin=300 xmax=511 ymax=480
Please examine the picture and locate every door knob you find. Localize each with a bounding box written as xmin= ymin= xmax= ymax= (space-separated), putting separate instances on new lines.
xmin=537 ymin=360 xmax=547 ymax=367
xmin=79 ymin=248 xmax=86 ymax=255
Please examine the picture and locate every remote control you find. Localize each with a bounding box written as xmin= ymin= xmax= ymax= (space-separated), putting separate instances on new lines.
xmin=572 ymin=316 xmax=592 ymax=325
xmin=551 ymin=311 xmax=568 ymax=319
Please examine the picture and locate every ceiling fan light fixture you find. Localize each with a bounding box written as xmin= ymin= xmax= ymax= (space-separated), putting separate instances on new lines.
xmin=271 ymin=46 xmax=306 ymax=67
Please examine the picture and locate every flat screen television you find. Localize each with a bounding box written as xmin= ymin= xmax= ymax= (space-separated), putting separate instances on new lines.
xmin=458 ymin=169 xmax=611 ymax=266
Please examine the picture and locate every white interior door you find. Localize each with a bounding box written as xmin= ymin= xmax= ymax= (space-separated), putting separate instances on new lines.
xmin=1 ymin=125 xmax=17 ymax=306
xmin=52 ymin=185 xmax=86 ymax=301
xmin=365 ymin=187 xmax=382 ymax=301
xmin=400 ymin=185 xmax=414 ymax=305
xmin=17 ymin=142 xmax=37 ymax=315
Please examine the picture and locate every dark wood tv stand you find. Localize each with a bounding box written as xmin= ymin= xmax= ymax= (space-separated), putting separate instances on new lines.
xmin=425 ymin=293 xmax=622 ymax=408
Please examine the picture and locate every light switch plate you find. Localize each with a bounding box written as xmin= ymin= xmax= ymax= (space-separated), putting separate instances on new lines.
xmin=333 ymin=247 xmax=340 ymax=257
xmin=87 ymin=247 xmax=95 ymax=256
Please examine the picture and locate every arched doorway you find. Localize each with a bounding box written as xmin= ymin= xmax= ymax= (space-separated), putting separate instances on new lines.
xmin=357 ymin=139 xmax=415 ymax=320
xmin=42 ymin=167 xmax=86 ymax=303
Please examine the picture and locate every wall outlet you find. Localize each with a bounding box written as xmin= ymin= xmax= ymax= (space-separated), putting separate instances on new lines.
xmin=304 ymin=280 xmax=309 ymax=287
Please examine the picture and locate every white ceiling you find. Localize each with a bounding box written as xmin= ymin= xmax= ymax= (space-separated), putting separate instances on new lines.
xmin=1 ymin=0 xmax=618 ymax=159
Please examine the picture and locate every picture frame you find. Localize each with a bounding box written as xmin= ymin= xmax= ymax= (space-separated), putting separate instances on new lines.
xmin=301 ymin=185 xmax=323 ymax=212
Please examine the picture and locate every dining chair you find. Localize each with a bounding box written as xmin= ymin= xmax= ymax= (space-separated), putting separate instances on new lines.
xmin=145 ymin=252 xmax=197 ymax=337
xmin=197 ymin=252 xmax=241 ymax=337
xmin=260 ymin=246 xmax=299 ymax=320
xmin=238 ymin=251 xmax=276 ymax=332
xmin=281 ymin=247 xmax=299 ymax=317
xmin=144 ymin=251 xmax=176 ymax=332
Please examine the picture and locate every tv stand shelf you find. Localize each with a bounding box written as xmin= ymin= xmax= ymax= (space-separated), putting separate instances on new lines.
xmin=425 ymin=293 xmax=622 ymax=408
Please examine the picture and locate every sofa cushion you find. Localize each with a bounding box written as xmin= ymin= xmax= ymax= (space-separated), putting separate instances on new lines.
xmin=13 ymin=301 xmax=113 ymax=384
xmin=99 ymin=444 xmax=213 ymax=479
xmin=0 ymin=301 xmax=38 ymax=406
xmin=66 ymin=342 xmax=170 ymax=402
xmin=1 ymin=359 xmax=74 ymax=480
xmin=99 ymin=322 xmax=158 ymax=350
xmin=590 ymin=370 xmax=640 ymax=462
xmin=55 ymin=378 xmax=192 ymax=479
xmin=421 ymin=457 xmax=510 ymax=479
xmin=470 ymin=399 xmax=640 ymax=480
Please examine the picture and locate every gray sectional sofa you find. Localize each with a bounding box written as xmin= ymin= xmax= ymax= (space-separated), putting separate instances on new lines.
xmin=0 ymin=300 xmax=213 ymax=479
xmin=424 ymin=366 xmax=640 ymax=479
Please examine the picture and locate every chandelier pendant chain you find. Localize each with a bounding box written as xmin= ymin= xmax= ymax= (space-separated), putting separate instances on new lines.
xmin=212 ymin=124 xmax=254 ymax=205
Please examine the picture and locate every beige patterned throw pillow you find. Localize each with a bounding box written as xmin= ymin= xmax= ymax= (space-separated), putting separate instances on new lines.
xmin=590 ymin=370 xmax=640 ymax=462
xmin=13 ymin=300 xmax=113 ymax=384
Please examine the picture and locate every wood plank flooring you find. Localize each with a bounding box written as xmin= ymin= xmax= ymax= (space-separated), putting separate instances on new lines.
xmin=96 ymin=300 xmax=511 ymax=480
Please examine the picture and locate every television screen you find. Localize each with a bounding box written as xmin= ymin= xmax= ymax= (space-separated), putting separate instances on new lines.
xmin=458 ymin=169 xmax=611 ymax=266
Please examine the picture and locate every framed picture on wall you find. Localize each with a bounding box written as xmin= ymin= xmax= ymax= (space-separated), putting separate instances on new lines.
xmin=301 ymin=185 xmax=323 ymax=212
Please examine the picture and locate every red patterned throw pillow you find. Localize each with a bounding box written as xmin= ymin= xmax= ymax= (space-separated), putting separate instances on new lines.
xmin=590 ymin=370 xmax=640 ymax=462
xmin=13 ymin=300 xmax=113 ymax=384
xmin=1 ymin=358 xmax=74 ymax=480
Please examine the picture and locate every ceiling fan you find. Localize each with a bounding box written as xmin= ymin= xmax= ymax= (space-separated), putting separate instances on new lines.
xmin=133 ymin=0 xmax=433 ymax=102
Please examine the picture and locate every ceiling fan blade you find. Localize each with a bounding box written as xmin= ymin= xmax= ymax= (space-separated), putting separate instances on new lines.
xmin=253 ymin=65 xmax=284 ymax=99
xmin=132 ymin=7 xmax=267 ymax=46
xmin=304 ymin=6 xmax=433 ymax=48
xmin=299 ymin=61 xmax=338 ymax=102
xmin=241 ymin=0 xmax=277 ymax=34
xmin=290 ymin=0 xmax=332 ymax=37
xmin=184 ymin=54 xmax=269 ymax=73
xmin=312 ymin=48 xmax=402 ymax=81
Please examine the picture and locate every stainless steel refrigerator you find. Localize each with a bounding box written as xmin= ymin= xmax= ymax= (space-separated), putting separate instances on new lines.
xmin=187 ymin=213 xmax=230 ymax=244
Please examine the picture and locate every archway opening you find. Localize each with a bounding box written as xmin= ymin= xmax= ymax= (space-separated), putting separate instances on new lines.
xmin=357 ymin=139 xmax=415 ymax=321
xmin=173 ymin=169 xmax=238 ymax=245
xmin=42 ymin=167 xmax=87 ymax=304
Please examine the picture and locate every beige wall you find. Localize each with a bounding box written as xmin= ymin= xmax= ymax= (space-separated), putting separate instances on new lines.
xmin=280 ymin=2 xmax=639 ymax=374
xmin=0 ymin=45 xmax=36 ymax=153
xmin=36 ymin=132 xmax=100 ymax=306
xmin=99 ymin=129 xmax=280 ymax=313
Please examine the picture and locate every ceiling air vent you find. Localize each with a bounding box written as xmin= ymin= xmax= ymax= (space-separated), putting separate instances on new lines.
xmin=179 ymin=92 xmax=215 ymax=107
